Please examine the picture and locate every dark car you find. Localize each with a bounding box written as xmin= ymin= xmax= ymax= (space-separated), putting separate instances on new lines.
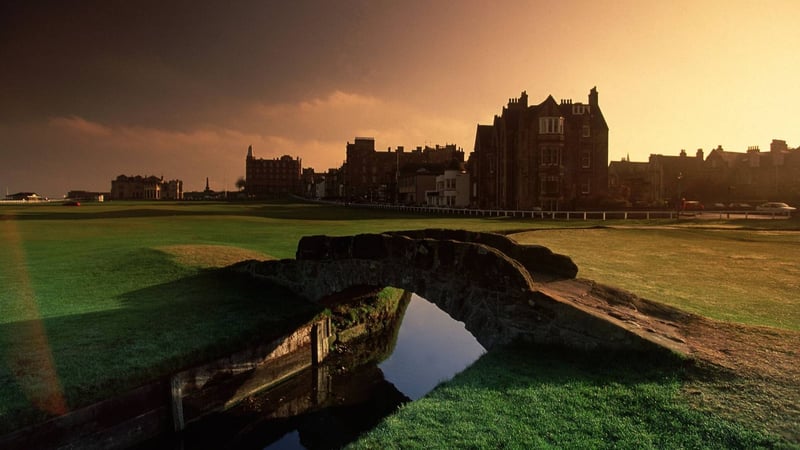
xmin=63 ymin=201 xmax=81 ymax=206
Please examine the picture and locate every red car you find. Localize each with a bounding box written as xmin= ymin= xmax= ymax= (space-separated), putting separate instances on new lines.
xmin=682 ymin=200 xmax=704 ymax=211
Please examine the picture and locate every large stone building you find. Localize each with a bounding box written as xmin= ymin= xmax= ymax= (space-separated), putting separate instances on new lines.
xmin=110 ymin=175 xmax=183 ymax=200
xmin=344 ymin=138 xmax=464 ymax=203
xmin=245 ymin=145 xmax=303 ymax=198
xmin=470 ymin=87 xmax=609 ymax=210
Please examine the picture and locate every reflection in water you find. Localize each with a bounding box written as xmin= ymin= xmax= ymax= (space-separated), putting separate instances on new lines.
xmin=152 ymin=292 xmax=485 ymax=450
xmin=379 ymin=294 xmax=486 ymax=400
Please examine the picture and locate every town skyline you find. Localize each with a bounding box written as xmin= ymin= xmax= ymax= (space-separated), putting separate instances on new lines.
xmin=2 ymin=1 xmax=799 ymax=197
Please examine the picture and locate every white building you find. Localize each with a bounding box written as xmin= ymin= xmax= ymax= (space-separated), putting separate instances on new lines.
xmin=427 ymin=169 xmax=470 ymax=207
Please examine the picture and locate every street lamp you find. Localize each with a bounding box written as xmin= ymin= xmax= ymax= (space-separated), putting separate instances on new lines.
xmin=676 ymin=172 xmax=683 ymax=218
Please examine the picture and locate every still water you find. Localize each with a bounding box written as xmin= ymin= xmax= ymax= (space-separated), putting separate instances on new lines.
xmin=161 ymin=293 xmax=485 ymax=449
xmin=378 ymin=295 xmax=487 ymax=401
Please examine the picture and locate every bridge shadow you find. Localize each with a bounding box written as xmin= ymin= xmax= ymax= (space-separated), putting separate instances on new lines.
xmin=0 ymin=269 xmax=321 ymax=436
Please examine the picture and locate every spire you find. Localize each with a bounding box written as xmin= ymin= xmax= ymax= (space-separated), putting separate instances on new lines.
xmin=205 ymin=177 xmax=210 ymax=191
xmin=247 ymin=145 xmax=253 ymax=159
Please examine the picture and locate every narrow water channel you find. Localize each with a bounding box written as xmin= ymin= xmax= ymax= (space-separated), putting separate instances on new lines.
xmin=150 ymin=293 xmax=485 ymax=449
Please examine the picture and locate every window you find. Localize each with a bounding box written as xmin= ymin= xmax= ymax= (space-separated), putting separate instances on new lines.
xmin=538 ymin=117 xmax=564 ymax=134
xmin=446 ymin=178 xmax=456 ymax=189
xmin=581 ymin=149 xmax=591 ymax=168
xmin=541 ymin=146 xmax=562 ymax=166
xmin=582 ymin=124 xmax=591 ymax=137
xmin=541 ymin=176 xmax=560 ymax=195
xmin=572 ymin=104 xmax=590 ymax=115
xmin=581 ymin=179 xmax=591 ymax=195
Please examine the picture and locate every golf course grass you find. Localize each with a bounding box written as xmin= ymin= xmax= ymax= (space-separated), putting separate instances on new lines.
xmin=1 ymin=200 xmax=798 ymax=447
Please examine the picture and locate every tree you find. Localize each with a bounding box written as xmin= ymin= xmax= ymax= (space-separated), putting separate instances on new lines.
xmin=235 ymin=176 xmax=246 ymax=191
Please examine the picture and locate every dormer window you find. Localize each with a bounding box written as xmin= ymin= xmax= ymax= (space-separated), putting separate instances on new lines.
xmin=538 ymin=117 xmax=564 ymax=134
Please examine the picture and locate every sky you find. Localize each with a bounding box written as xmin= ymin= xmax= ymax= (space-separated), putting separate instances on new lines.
xmin=2 ymin=0 xmax=799 ymax=197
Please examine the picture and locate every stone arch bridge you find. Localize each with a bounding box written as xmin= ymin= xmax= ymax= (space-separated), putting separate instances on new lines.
xmin=232 ymin=229 xmax=690 ymax=353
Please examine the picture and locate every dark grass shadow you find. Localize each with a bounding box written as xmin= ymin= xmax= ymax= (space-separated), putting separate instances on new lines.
xmin=0 ymin=269 xmax=322 ymax=435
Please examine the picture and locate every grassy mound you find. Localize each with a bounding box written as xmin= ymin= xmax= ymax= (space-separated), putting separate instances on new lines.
xmin=156 ymin=244 xmax=274 ymax=269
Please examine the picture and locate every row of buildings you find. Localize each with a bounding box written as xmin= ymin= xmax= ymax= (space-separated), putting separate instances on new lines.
xmin=245 ymin=87 xmax=610 ymax=209
xmin=609 ymin=140 xmax=800 ymax=208
xmin=52 ymin=86 xmax=794 ymax=209
xmin=245 ymin=86 xmax=799 ymax=209
xmin=245 ymin=139 xmax=470 ymax=207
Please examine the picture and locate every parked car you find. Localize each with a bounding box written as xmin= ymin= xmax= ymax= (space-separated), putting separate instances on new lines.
xmin=728 ymin=202 xmax=752 ymax=210
xmin=63 ymin=201 xmax=81 ymax=206
xmin=678 ymin=200 xmax=703 ymax=216
xmin=682 ymin=200 xmax=704 ymax=211
xmin=756 ymin=202 xmax=796 ymax=214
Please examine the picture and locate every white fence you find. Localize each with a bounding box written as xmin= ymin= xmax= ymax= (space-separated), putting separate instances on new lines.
xmin=334 ymin=201 xmax=787 ymax=220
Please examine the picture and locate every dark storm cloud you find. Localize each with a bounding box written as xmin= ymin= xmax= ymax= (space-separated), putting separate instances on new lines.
xmin=0 ymin=0 xmax=382 ymax=127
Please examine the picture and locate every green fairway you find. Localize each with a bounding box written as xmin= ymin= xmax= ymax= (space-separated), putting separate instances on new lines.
xmin=1 ymin=201 xmax=798 ymax=445
xmin=512 ymin=227 xmax=800 ymax=331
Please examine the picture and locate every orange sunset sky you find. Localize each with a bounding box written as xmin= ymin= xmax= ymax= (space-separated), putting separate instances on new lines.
xmin=1 ymin=0 xmax=799 ymax=196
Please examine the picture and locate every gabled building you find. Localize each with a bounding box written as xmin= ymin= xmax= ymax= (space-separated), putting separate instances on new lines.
xmin=471 ymin=87 xmax=609 ymax=210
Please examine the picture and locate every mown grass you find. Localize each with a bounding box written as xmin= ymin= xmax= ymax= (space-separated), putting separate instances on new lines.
xmin=351 ymin=346 xmax=790 ymax=449
xmin=512 ymin=227 xmax=800 ymax=330
xmin=1 ymin=201 xmax=798 ymax=445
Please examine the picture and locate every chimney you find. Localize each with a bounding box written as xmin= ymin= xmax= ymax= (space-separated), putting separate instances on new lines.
xmin=696 ymin=148 xmax=704 ymax=160
xmin=588 ymin=86 xmax=598 ymax=106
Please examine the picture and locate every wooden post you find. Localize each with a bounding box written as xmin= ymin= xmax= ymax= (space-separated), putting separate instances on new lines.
xmin=170 ymin=375 xmax=185 ymax=432
xmin=311 ymin=317 xmax=331 ymax=365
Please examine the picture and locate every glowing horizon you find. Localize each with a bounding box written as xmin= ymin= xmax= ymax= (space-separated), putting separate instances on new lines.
xmin=1 ymin=1 xmax=799 ymax=196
